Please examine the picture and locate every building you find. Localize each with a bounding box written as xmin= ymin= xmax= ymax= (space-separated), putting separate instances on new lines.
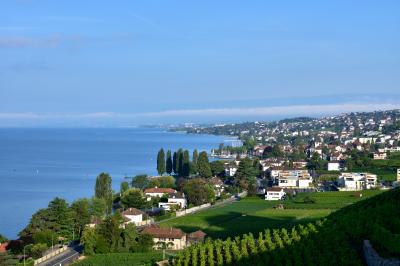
xmin=121 ymin=208 xmax=145 ymax=226
xmin=0 ymin=242 xmax=8 ymax=253
xmin=278 ymin=170 xmax=313 ymax=188
xmin=144 ymin=187 xmax=177 ymax=199
xmin=397 ymin=169 xmax=400 ymax=182
xmin=187 ymin=230 xmax=207 ymax=245
xmin=210 ymin=177 xmax=224 ymax=197
xmin=373 ymin=153 xmax=387 ymax=160
xmin=293 ymin=161 xmax=308 ymax=169
xmin=141 ymin=225 xmax=187 ymax=250
xmin=265 ymin=187 xmax=286 ymax=201
xmin=158 ymin=192 xmax=187 ymax=210
xmin=338 ymin=173 xmax=378 ymax=191
xmin=327 ymin=162 xmax=340 ymax=171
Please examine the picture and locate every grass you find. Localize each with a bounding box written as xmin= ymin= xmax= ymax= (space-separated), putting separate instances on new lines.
xmin=159 ymin=197 xmax=330 ymax=239
xmin=73 ymin=251 xmax=163 ymax=266
xmin=284 ymin=190 xmax=383 ymax=209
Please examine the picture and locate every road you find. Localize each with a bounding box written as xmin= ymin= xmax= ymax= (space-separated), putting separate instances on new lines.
xmin=37 ymin=246 xmax=82 ymax=266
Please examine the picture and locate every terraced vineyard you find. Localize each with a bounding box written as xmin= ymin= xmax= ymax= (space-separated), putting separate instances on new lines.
xmin=173 ymin=188 xmax=400 ymax=265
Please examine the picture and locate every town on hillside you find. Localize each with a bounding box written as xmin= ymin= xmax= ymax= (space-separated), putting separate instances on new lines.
xmin=1 ymin=109 xmax=400 ymax=265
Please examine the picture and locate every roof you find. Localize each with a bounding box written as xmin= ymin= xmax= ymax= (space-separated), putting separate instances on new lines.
xmin=267 ymin=187 xmax=284 ymax=192
xmin=141 ymin=225 xmax=185 ymax=239
xmin=122 ymin=208 xmax=144 ymax=216
xmin=144 ymin=188 xmax=176 ymax=194
xmin=188 ymin=230 xmax=207 ymax=240
xmin=0 ymin=242 xmax=8 ymax=253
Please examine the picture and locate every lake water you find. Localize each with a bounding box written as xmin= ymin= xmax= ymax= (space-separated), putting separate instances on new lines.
xmin=0 ymin=128 xmax=229 ymax=239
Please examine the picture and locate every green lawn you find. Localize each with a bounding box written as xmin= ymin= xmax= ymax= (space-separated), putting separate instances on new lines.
xmin=284 ymin=190 xmax=383 ymax=209
xmin=73 ymin=252 xmax=163 ymax=266
xmin=159 ymin=197 xmax=330 ymax=239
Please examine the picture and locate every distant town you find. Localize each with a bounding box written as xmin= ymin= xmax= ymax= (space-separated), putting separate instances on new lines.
xmin=1 ymin=109 xmax=400 ymax=265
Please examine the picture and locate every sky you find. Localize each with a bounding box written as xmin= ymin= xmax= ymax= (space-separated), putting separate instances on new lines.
xmin=1 ymin=0 xmax=400 ymax=126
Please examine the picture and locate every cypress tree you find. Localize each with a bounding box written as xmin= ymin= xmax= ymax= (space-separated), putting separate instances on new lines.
xmin=182 ymin=150 xmax=190 ymax=177
xmin=157 ymin=148 xmax=166 ymax=175
xmin=166 ymin=150 xmax=173 ymax=175
xmin=173 ymin=151 xmax=178 ymax=175
xmin=95 ymin=172 xmax=113 ymax=215
xmin=197 ymin=151 xmax=212 ymax=178
xmin=192 ymin=149 xmax=199 ymax=174
xmin=177 ymin=148 xmax=184 ymax=177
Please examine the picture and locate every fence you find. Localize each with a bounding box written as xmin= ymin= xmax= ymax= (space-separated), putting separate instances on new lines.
xmin=176 ymin=203 xmax=211 ymax=217
xmin=34 ymin=245 xmax=67 ymax=265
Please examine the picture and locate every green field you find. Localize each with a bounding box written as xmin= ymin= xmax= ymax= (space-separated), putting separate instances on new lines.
xmin=159 ymin=197 xmax=331 ymax=239
xmin=284 ymin=190 xmax=383 ymax=209
xmin=73 ymin=252 xmax=163 ymax=266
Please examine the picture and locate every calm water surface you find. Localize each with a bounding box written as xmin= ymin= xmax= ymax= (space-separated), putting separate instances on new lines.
xmin=0 ymin=128 xmax=229 ymax=238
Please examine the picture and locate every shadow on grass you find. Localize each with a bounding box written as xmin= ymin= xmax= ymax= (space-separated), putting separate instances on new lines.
xmin=172 ymin=211 xmax=323 ymax=240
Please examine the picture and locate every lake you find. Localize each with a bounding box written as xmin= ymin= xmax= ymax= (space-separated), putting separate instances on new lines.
xmin=0 ymin=127 xmax=229 ymax=238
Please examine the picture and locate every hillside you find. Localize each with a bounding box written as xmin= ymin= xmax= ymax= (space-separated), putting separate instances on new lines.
xmin=173 ymin=188 xmax=400 ymax=265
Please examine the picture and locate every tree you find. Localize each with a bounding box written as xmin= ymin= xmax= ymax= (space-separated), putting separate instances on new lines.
xmin=183 ymin=178 xmax=215 ymax=206
xmin=30 ymin=243 xmax=48 ymax=258
xmin=148 ymin=175 xmax=176 ymax=188
xmin=0 ymin=234 xmax=7 ymax=243
xmin=70 ymin=198 xmax=91 ymax=238
xmin=90 ymin=197 xmax=107 ymax=219
xmin=131 ymin=174 xmax=148 ymax=190
xmin=122 ymin=223 xmax=138 ymax=252
xmin=235 ymin=158 xmax=258 ymax=194
xmin=192 ymin=149 xmax=199 ymax=174
xmin=182 ymin=150 xmax=190 ymax=177
xmin=210 ymin=160 xmax=226 ymax=178
xmin=197 ymin=151 xmax=212 ymax=178
xmin=166 ymin=150 xmax=173 ymax=175
xmin=173 ymin=151 xmax=178 ymax=174
xmin=120 ymin=181 xmax=129 ymax=195
xmin=95 ymin=173 xmax=113 ymax=215
xmin=81 ymin=227 xmax=98 ymax=255
xmin=47 ymin=197 xmax=73 ymax=239
xmin=177 ymin=149 xmax=184 ymax=176
xmin=98 ymin=214 xmax=123 ymax=252
xmin=121 ymin=188 xmax=147 ymax=209
xmin=157 ymin=148 xmax=166 ymax=175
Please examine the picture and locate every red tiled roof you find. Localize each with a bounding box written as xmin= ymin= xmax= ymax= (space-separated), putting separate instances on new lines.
xmin=144 ymin=188 xmax=176 ymax=194
xmin=267 ymin=187 xmax=283 ymax=192
xmin=188 ymin=230 xmax=206 ymax=240
xmin=141 ymin=225 xmax=185 ymax=239
xmin=0 ymin=242 xmax=8 ymax=253
xmin=122 ymin=208 xmax=144 ymax=216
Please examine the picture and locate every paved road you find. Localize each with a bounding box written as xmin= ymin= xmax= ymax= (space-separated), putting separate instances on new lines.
xmin=37 ymin=246 xmax=81 ymax=266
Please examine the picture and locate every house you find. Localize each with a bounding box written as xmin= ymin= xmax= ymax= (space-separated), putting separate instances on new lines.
xmin=397 ymin=169 xmax=400 ymax=182
xmin=278 ymin=170 xmax=313 ymax=188
xmin=187 ymin=230 xmax=207 ymax=245
xmin=0 ymin=242 xmax=8 ymax=253
xmin=373 ymin=152 xmax=387 ymax=160
xmin=265 ymin=187 xmax=286 ymax=201
xmin=327 ymin=162 xmax=340 ymax=171
xmin=158 ymin=192 xmax=187 ymax=210
xmin=293 ymin=161 xmax=308 ymax=169
xmin=141 ymin=225 xmax=186 ymax=250
xmin=121 ymin=208 xmax=145 ymax=226
xmin=86 ymin=216 xmax=102 ymax=228
xmin=210 ymin=177 xmax=224 ymax=197
xmin=224 ymin=164 xmax=238 ymax=177
xmin=337 ymin=173 xmax=378 ymax=191
xmin=144 ymin=187 xmax=177 ymax=199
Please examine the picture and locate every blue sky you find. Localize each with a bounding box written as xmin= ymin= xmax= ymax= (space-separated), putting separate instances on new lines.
xmin=1 ymin=0 xmax=399 ymax=126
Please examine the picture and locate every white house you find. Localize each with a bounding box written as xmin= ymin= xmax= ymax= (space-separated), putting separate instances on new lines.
xmin=158 ymin=192 xmax=187 ymax=210
xmin=373 ymin=153 xmax=387 ymax=160
xmin=141 ymin=225 xmax=187 ymax=250
xmin=121 ymin=208 xmax=145 ymax=226
xmin=338 ymin=173 xmax=378 ymax=191
xmin=144 ymin=187 xmax=177 ymax=200
xmin=327 ymin=162 xmax=340 ymax=171
xmin=278 ymin=170 xmax=312 ymax=188
xmin=397 ymin=169 xmax=400 ymax=182
xmin=265 ymin=187 xmax=286 ymax=201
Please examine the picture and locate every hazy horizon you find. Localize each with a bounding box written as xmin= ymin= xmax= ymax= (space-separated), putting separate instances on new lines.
xmin=1 ymin=1 xmax=399 ymax=126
